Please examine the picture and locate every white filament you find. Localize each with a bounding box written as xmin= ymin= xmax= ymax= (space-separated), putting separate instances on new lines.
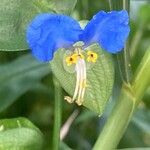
xmin=72 ymin=59 xmax=81 ymax=101
xmin=80 ymin=59 xmax=86 ymax=103
xmin=76 ymin=59 xmax=86 ymax=105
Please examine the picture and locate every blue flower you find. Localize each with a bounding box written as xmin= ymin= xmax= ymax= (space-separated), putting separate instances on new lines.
xmin=26 ymin=10 xmax=130 ymax=62
xmin=80 ymin=10 xmax=130 ymax=53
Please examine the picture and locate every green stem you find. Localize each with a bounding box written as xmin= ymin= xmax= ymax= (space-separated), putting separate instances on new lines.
xmin=53 ymin=77 xmax=62 ymax=150
xmin=93 ymin=46 xmax=150 ymax=150
xmin=116 ymin=52 xmax=126 ymax=82
xmin=130 ymin=27 xmax=143 ymax=58
xmin=115 ymin=0 xmax=131 ymax=83
xmin=123 ymin=0 xmax=130 ymax=11
xmin=132 ymin=46 xmax=150 ymax=102
xmin=123 ymin=0 xmax=131 ymax=83
xmin=93 ymin=84 xmax=134 ymax=150
xmin=123 ymin=43 xmax=131 ymax=83
xmin=108 ymin=0 xmax=112 ymax=10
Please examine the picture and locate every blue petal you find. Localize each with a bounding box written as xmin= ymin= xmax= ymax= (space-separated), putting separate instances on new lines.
xmin=80 ymin=10 xmax=130 ymax=53
xmin=26 ymin=14 xmax=82 ymax=62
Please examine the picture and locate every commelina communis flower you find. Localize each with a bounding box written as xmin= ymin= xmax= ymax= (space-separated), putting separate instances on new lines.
xmin=26 ymin=10 xmax=130 ymax=105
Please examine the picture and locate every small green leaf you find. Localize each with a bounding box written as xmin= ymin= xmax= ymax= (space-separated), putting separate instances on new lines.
xmin=0 ymin=54 xmax=50 ymax=112
xmin=0 ymin=117 xmax=43 ymax=150
xmin=79 ymin=20 xmax=89 ymax=29
xmin=51 ymin=44 xmax=114 ymax=115
xmin=0 ymin=0 xmax=38 ymax=51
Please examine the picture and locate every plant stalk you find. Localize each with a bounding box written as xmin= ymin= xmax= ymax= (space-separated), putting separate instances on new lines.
xmin=108 ymin=0 xmax=112 ymax=10
xmin=93 ymin=84 xmax=135 ymax=150
xmin=130 ymin=28 xmax=143 ymax=58
xmin=53 ymin=77 xmax=62 ymax=150
xmin=123 ymin=0 xmax=131 ymax=83
xmin=132 ymin=46 xmax=150 ymax=103
xmin=93 ymin=46 xmax=150 ymax=150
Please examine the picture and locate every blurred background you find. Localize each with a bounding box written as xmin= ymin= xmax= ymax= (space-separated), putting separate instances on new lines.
xmin=0 ymin=0 xmax=149 ymax=149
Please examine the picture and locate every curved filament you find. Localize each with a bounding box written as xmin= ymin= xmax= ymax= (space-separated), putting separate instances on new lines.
xmin=76 ymin=59 xmax=86 ymax=105
xmin=72 ymin=59 xmax=81 ymax=101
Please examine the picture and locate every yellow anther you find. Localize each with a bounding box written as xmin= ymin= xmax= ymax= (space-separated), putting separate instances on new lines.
xmin=65 ymin=51 xmax=85 ymax=66
xmin=65 ymin=54 xmax=78 ymax=66
xmin=87 ymin=50 xmax=98 ymax=63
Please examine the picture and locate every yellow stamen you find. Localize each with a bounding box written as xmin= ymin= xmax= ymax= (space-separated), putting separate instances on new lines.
xmin=87 ymin=50 xmax=98 ymax=63
xmin=76 ymin=59 xmax=86 ymax=106
xmin=65 ymin=53 xmax=78 ymax=66
xmin=64 ymin=48 xmax=87 ymax=106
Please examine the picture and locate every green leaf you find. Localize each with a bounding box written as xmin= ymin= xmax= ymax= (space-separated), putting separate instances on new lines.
xmin=0 ymin=117 xmax=43 ymax=150
xmin=119 ymin=148 xmax=150 ymax=150
xmin=0 ymin=54 xmax=50 ymax=112
xmin=0 ymin=0 xmax=77 ymax=51
xmin=35 ymin=0 xmax=77 ymax=14
xmin=51 ymin=44 xmax=114 ymax=115
xmin=49 ymin=0 xmax=77 ymax=15
xmin=0 ymin=0 xmax=38 ymax=51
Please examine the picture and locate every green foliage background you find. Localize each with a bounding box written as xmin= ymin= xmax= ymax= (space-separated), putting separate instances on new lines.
xmin=0 ymin=0 xmax=149 ymax=149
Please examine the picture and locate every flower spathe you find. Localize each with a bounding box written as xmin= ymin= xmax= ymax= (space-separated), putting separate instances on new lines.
xmin=26 ymin=10 xmax=130 ymax=105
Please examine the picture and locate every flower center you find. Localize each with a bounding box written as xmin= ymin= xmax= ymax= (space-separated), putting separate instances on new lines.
xmin=64 ymin=48 xmax=98 ymax=106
